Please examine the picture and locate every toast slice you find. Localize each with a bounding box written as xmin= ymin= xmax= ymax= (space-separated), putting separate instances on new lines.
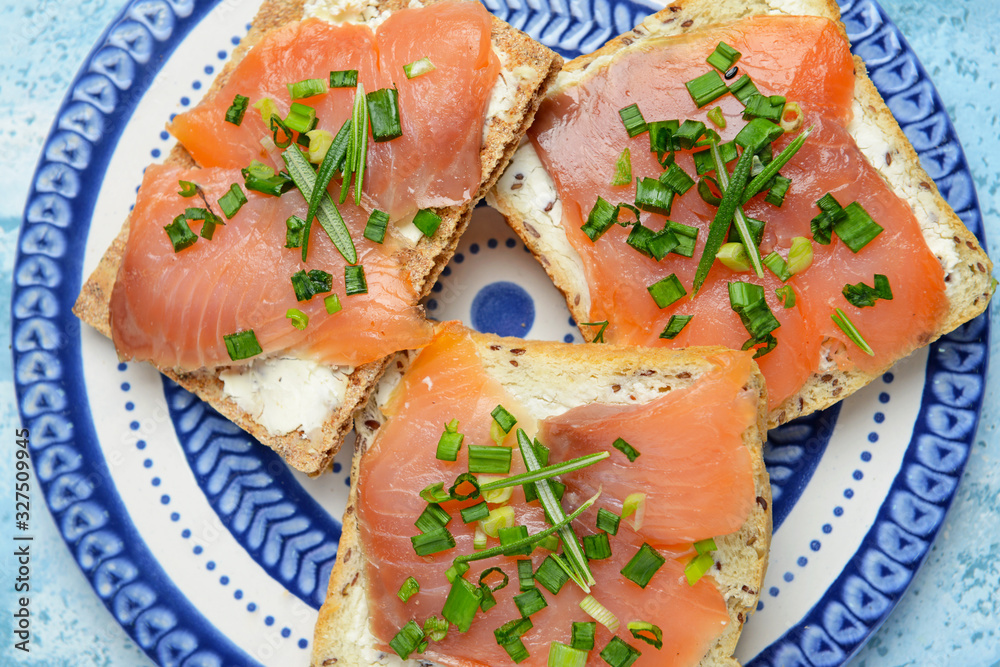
xmin=73 ymin=0 xmax=562 ymax=474
xmin=313 ymin=323 xmax=771 ymax=666
xmin=486 ymin=0 xmax=992 ymax=429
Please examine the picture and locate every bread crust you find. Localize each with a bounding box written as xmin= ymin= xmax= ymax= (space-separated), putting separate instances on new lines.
xmin=73 ymin=0 xmax=562 ymax=474
xmin=486 ymin=0 xmax=993 ymax=429
xmin=312 ymin=329 xmax=771 ymax=666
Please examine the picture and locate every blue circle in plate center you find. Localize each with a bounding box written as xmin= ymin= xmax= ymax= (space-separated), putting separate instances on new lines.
xmin=471 ymin=281 xmax=535 ymax=337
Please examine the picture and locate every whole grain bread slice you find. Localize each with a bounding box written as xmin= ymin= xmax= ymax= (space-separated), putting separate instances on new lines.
xmin=486 ymin=0 xmax=993 ymax=429
xmin=312 ymin=327 xmax=771 ymax=666
xmin=73 ymin=0 xmax=562 ymax=474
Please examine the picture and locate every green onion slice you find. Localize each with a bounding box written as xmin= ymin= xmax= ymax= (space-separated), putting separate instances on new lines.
xmin=423 ymin=615 xmax=448 ymax=642
xmin=572 ymin=621 xmax=597 ymax=650
xmin=478 ymin=474 xmax=514 ymax=504
xmin=707 ymin=106 xmax=726 ymax=129
xmin=367 ymin=87 xmax=403 ymax=142
xmin=548 ymin=642 xmax=587 ymax=667
xmin=494 ymin=617 xmax=533 ymax=645
xmin=389 ymin=620 xmax=425 ymax=660
xmin=611 ymin=147 xmax=632 ymax=187
xmin=674 ymin=119 xmax=707 ymax=150
xmin=498 ymin=525 xmax=531 ymax=557
xmin=659 ymin=314 xmax=693 ymax=340
xmin=324 ymin=293 xmax=342 ymax=314
xmin=413 ymin=208 xmax=442 ymax=237
xmin=685 ymin=70 xmax=728 ymax=108
xmin=344 ymin=264 xmax=367 ymax=295
xmin=717 ymin=242 xmax=752 ymax=272
xmin=164 ymin=214 xmax=198 ymax=252
xmin=329 ymin=69 xmax=358 ymax=88
xmin=513 ymin=588 xmax=547 ymax=617
xmin=445 ymin=561 xmax=470 ymax=584
xmin=620 ymin=543 xmax=666 ymax=589
xmin=285 ymin=308 xmax=308 ymax=330
xmin=707 ymin=41 xmax=741 ymax=72
xmin=628 ymin=622 xmax=663 ymax=650
xmin=218 ymin=183 xmax=248 ymax=220
xmin=742 ymin=94 xmax=786 ymax=122
xmin=535 ymin=555 xmax=570 ymax=595
xmin=579 ymin=595 xmax=619 ymax=632
xmin=729 ymin=281 xmax=781 ymax=357
xmin=491 ymin=404 xmax=517 ymax=434
xmin=582 ymin=532 xmax=612 ymax=560
xmin=364 ymin=209 xmax=390 ymax=244
xmin=480 ymin=506 xmax=515 ymax=537
xmin=223 ymin=330 xmax=262 ymax=361
xmin=397 ymin=576 xmax=420 ymax=603
xmin=581 ymin=197 xmax=618 ymax=242
xmin=269 ymin=115 xmax=293 ymax=149
xmin=831 ymin=307 xmax=875 ymax=355
xmin=764 ymin=174 xmax=792 ymax=207
xmin=775 ymin=285 xmax=796 ymax=308
xmin=415 ymin=503 xmax=451 ymax=533
xmin=684 ymin=552 xmax=714 ymax=586
xmin=420 ymin=481 xmax=450 ymax=504
xmin=843 ymin=274 xmax=893 ymax=308
xmin=647 ymin=274 xmax=687 ymax=309
xmin=763 ymin=250 xmax=792 ymax=282
xmin=622 ymin=492 xmax=646 ymax=531
xmin=287 ymin=78 xmax=326 ymax=100
xmin=449 ymin=471 xmax=481 ymax=501
xmin=410 ymin=526 xmax=455 ymax=556
xmin=612 ymin=437 xmax=640 ymax=462
xmin=442 ymin=576 xmax=482 ymax=632
xmin=788 ymin=236 xmax=814 ymax=274
xmin=728 ymin=74 xmax=760 ymax=105
xmin=635 ymin=177 xmax=674 ymax=216
xmin=835 ymin=202 xmax=884 ymax=252
xmin=436 ymin=418 xmax=464 ymax=461
xmin=285 ymin=215 xmax=306 ymax=249
xmin=596 ymin=507 xmax=621 ymax=535
xmin=403 ymin=57 xmax=436 ymax=79
xmin=460 ymin=502 xmax=489 ymax=524
xmin=618 ymin=103 xmax=648 ymax=137
xmin=694 ymin=537 xmax=718 ymax=554
xmin=660 ymin=162 xmax=695 ymax=195
xmin=283 ymin=102 xmax=316 ymax=134
xmin=178 ymin=180 xmax=199 ymax=197
xmin=468 ymin=445 xmax=513 ymax=475
xmin=479 ymin=566 xmax=510 ymax=592
xmin=224 ymin=94 xmax=249 ymax=126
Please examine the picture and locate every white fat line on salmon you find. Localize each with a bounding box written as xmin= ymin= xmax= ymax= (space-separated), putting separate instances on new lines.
xmin=220 ymin=357 xmax=353 ymax=438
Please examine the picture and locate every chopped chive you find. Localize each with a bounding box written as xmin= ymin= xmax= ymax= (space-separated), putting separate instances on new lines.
xmin=269 ymin=115 xmax=293 ymax=148
xmin=832 ymin=307 xmax=875 ymax=355
xmin=324 ymin=293 xmax=342 ymax=314
xmin=164 ymin=214 xmax=198 ymax=252
xmin=596 ymin=508 xmax=620 ymax=535
xmin=618 ymin=103 xmax=647 ymax=137
xmin=763 ymin=250 xmax=792 ymax=282
xmin=579 ymin=595 xmax=619 ymax=632
xmin=693 ymin=140 xmax=737 ymax=175
xmin=479 ymin=566 xmax=510 ymax=592
xmin=786 ymin=236 xmax=814 ymax=276
xmin=729 ymin=281 xmax=781 ymax=357
xmin=775 ymin=285 xmax=796 ymax=308
xmin=287 ymin=78 xmax=327 ymax=100
xmin=410 ymin=527 xmax=455 ymax=556
xmin=581 ymin=196 xmax=618 ymax=242
xmin=397 ymin=576 xmax=420 ymax=603
xmin=811 ymin=192 xmax=847 ymax=245
xmin=367 ymin=87 xmax=403 ymax=142
xmin=667 ymin=221 xmax=698 ymax=257
xmin=252 ymin=97 xmax=278 ymax=124
xmin=548 ymin=642 xmax=588 ymax=667
xmin=764 ymin=174 xmax=792 ymax=207
xmin=742 ymin=94 xmax=786 ymax=122
xmin=445 ymin=561 xmax=470 ymax=583
xmin=436 ymin=418 xmax=464 ymax=461
xmin=728 ymin=74 xmax=760 ymax=105
xmin=178 ymin=180 xmax=199 ymax=197
xmin=494 ymin=617 xmax=533 ymax=645
xmin=707 ymin=41 xmax=741 ymax=72
xmin=480 ymin=505 xmax=515 ymax=537
xmin=612 ymin=437 xmax=640 ymax=462
xmin=468 ymin=445 xmax=512 ymax=474
xmin=835 ymin=202 xmax=884 ymax=252
xmin=734 ymin=117 xmax=784 ymax=151
xmin=243 ymin=169 xmax=293 ymax=197
xmin=289 ymin=269 xmax=332 ymax=302
xmin=684 ymin=552 xmax=714 ymax=585
xmin=480 ymin=585 xmax=497 ymax=611
xmin=647 ymin=274 xmax=687 ymax=309
xmin=622 ymin=492 xmax=646 ymax=531
xmin=635 ymin=177 xmax=675 ymax=216
xmin=412 ymin=208 xmax=442 ymax=237
xmin=285 ymin=215 xmax=306 ymax=248
xmin=726 ymin=217 xmax=765 ymax=247
xmin=285 ymin=308 xmax=308 ymax=330
xmin=571 ymin=621 xmax=596 ymax=650
xmin=517 ymin=558 xmax=535 ymax=591
xmin=582 ymin=532 xmax=612 ymax=560
xmin=344 ymin=264 xmax=367 ymax=295
xmin=423 ymin=615 xmax=448 ymax=642
xmin=491 ymin=405 xmax=517 ymax=434
xmin=389 ymin=620 xmax=424 ymax=660
xmin=306 ymin=128 xmax=333 ymax=164
xmin=513 ymin=587 xmax=547 ymax=617
xmin=442 ymin=577 xmax=482 ymax=632
xmin=582 ymin=320 xmax=609 ymax=343
xmin=449 ymin=472 xmax=481 ymax=502
xmin=218 ymin=183 xmax=248 ymax=219
xmin=659 ymin=314 xmax=693 ymax=340
xmin=611 ymin=147 xmax=632 ymax=186
xmin=628 ymin=622 xmax=663 ymax=650
xmin=685 ymin=70 xmax=728 ymax=107
xmin=500 ymin=638 xmax=529 ymax=663
xmin=674 ymin=119 xmax=707 ymax=150
xmin=420 ymin=481 xmax=450 ymax=504
xmin=415 ymin=503 xmax=451 ymax=533
xmin=707 ymin=106 xmax=726 ymax=129
xmin=535 ymin=555 xmax=570 ymax=595
xmin=660 ymin=162 xmax=695 ymax=195
xmin=694 ymin=537 xmax=717 ymax=554
xmin=403 ymin=56 xmax=436 ymax=79
xmin=620 ymin=543 xmax=665 ymax=589
xmin=329 ymin=69 xmax=358 ymax=88
xmin=224 ymin=94 xmax=249 ymax=125
xmin=363 ymin=209 xmax=390 ymax=244
xmin=647 ymin=119 xmax=680 ymax=156
xmin=223 ymin=330 xmax=262 ymax=361
xmin=843 ymin=274 xmax=893 ymax=308
xmin=283 ymin=102 xmax=316 ymax=133
xmin=498 ymin=525 xmax=531 ymax=557
xmin=460 ymin=501 xmax=489 ymax=524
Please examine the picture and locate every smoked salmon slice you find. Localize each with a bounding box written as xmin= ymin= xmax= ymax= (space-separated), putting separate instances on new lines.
xmin=170 ymin=1 xmax=500 ymax=220
xmin=354 ymin=325 xmax=761 ymax=666
xmin=528 ymin=16 xmax=948 ymax=410
xmin=109 ymin=164 xmax=434 ymax=370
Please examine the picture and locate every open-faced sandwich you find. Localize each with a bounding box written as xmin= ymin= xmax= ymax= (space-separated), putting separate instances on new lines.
xmin=73 ymin=0 xmax=562 ymax=474
xmin=312 ymin=323 xmax=771 ymax=666
xmin=487 ymin=0 xmax=993 ymax=428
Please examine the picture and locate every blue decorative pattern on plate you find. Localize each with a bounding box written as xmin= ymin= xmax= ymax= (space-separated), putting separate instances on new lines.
xmin=11 ymin=0 xmax=988 ymax=665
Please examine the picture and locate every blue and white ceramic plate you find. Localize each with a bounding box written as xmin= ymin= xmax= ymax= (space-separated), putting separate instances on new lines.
xmin=12 ymin=0 xmax=989 ymax=665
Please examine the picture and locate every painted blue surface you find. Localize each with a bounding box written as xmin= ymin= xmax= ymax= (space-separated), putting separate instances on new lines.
xmin=1 ymin=1 xmax=998 ymax=666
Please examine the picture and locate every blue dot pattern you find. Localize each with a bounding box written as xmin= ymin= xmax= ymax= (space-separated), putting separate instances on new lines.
xmin=471 ymin=281 xmax=535 ymax=337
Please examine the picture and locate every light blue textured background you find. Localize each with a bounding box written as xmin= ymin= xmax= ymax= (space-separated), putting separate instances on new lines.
xmin=1 ymin=0 xmax=997 ymax=665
